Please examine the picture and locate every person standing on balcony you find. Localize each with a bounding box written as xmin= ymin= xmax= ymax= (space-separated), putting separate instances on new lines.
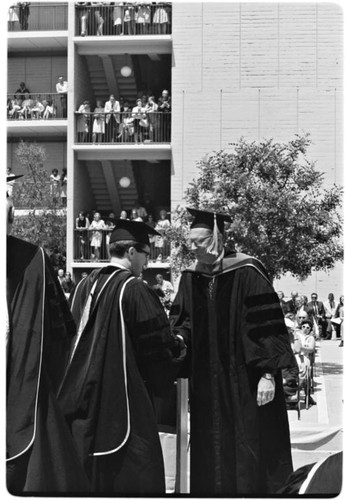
xmin=104 ymin=94 xmax=120 ymax=143
xmin=154 ymin=209 xmax=170 ymax=261
xmin=169 ymin=208 xmax=296 ymax=496
xmin=57 ymin=219 xmax=186 ymax=495
xmin=152 ymin=3 xmax=170 ymax=34
xmin=56 ymin=76 xmax=68 ymax=118
xmin=18 ymin=2 xmax=30 ymax=30
xmin=50 ymin=168 xmax=61 ymax=204
xmin=76 ymin=100 xmax=91 ymax=142
xmin=92 ymin=99 xmax=105 ymax=144
xmin=136 ymin=2 xmax=151 ymax=34
xmin=112 ymin=2 xmax=123 ymax=35
xmin=8 ymin=4 xmax=19 ymax=30
xmin=88 ymin=211 xmax=106 ymax=261
xmin=15 ymin=81 xmax=30 ymax=100
xmin=157 ymin=89 xmax=171 ymax=141
xmin=145 ymin=95 xmax=158 ymax=142
xmin=91 ymin=2 xmax=105 ymax=35
xmin=76 ymin=211 xmax=90 ymax=260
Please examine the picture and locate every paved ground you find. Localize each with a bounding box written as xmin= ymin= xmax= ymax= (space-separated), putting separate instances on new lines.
xmin=288 ymin=337 xmax=343 ymax=471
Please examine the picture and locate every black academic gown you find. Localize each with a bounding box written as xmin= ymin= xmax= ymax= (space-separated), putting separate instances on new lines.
xmin=170 ymin=250 xmax=296 ymax=496
xmin=58 ymin=265 xmax=181 ymax=495
xmin=6 ymin=235 xmax=90 ymax=494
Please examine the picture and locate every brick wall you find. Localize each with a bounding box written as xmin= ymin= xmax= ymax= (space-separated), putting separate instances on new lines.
xmin=7 ymin=55 xmax=67 ymax=95
xmin=170 ymin=2 xmax=343 ymax=296
xmin=171 ymin=2 xmax=343 ymax=205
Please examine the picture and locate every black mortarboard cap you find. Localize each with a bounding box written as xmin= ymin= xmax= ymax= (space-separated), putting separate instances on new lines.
xmin=109 ymin=219 xmax=161 ymax=246
xmin=7 ymin=174 xmax=23 ymax=182
xmin=187 ymin=208 xmax=232 ymax=234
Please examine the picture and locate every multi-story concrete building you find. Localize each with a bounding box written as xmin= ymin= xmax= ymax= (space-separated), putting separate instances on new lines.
xmin=6 ymin=2 xmax=343 ymax=297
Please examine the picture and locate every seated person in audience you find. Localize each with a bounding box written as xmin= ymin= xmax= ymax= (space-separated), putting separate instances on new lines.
xmin=295 ymin=295 xmax=309 ymax=317
xmin=42 ymin=99 xmax=56 ymax=119
xmin=296 ymin=319 xmax=316 ymax=364
xmin=30 ymin=97 xmax=45 ymax=119
xmin=9 ymin=96 xmax=23 ymax=118
xmin=17 ymin=93 xmax=33 ymax=119
xmin=295 ymin=309 xmax=308 ymax=329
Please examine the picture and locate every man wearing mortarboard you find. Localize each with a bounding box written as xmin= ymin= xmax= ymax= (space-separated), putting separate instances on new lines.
xmin=6 ymin=175 xmax=89 ymax=493
xmin=170 ymin=208 xmax=297 ymax=495
xmin=57 ymin=219 xmax=186 ymax=494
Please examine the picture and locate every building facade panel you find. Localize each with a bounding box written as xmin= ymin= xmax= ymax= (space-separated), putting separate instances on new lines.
xmin=8 ymin=55 xmax=67 ymax=95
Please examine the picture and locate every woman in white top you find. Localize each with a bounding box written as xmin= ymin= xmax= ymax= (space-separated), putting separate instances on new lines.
xmin=92 ymin=100 xmax=105 ymax=144
xmin=89 ymin=212 xmax=106 ymax=261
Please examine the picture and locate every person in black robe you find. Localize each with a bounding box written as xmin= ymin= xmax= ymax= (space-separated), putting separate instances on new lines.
xmin=170 ymin=208 xmax=297 ymax=496
xmin=6 ymin=178 xmax=90 ymax=494
xmin=57 ymin=219 xmax=186 ymax=495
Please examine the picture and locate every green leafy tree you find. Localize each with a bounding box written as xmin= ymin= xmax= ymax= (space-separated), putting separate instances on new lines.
xmin=10 ymin=141 xmax=66 ymax=259
xmin=167 ymin=134 xmax=343 ymax=280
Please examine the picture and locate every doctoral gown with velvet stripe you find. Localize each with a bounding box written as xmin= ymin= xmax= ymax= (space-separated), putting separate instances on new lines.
xmin=58 ymin=265 xmax=181 ymax=495
xmin=170 ymin=250 xmax=296 ymax=496
xmin=6 ymin=235 xmax=90 ymax=494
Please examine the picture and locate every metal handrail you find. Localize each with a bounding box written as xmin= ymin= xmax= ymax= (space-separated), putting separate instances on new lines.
xmin=7 ymin=92 xmax=66 ymax=120
xmin=8 ymin=3 xmax=68 ymax=32
xmin=75 ymin=110 xmax=171 ymax=143
xmin=74 ymin=227 xmax=170 ymax=262
xmin=75 ymin=2 xmax=172 ymax=37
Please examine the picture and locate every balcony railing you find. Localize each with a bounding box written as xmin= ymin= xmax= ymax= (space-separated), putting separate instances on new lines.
xmin=7 ymin=93 xmax=67 ymax=120
xmin=8 ymin=3 xmax=68 ymax=32
xmin=75 ymin=111 xmax=171 ymax=144
xmin=75 ymin=2 xmax=172 ymax=37
xmin=74 ymin=228 xmax=170 ymax=263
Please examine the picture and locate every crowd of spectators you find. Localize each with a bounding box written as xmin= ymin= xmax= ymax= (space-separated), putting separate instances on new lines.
xmin=277 ymin=290 xmax=344 ymax=413
xmin=277 ymin=290 xmax=344 ymax=344
xmin=75 ymin=201 xmax=170 ymax=261
xmin=56 ymin=268 xmax=76 ymax=298
xmin=76 ymin=89 xmax=171 ymax=143
xmin=76 ymin=2 xmax=171 ymax=37
xmin=7 ymin=76 xmax=68 ymax=120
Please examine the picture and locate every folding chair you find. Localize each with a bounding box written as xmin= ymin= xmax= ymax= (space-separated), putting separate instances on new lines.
xmin=285 ymin=383 xmax=301 ymax=420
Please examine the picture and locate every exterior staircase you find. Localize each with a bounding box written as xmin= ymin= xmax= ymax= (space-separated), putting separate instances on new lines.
xmin=86 ymin=160 xmax=111 ymax=212
xmin=86 ymin=160 xmax=139 ymax=215
xmin=112 ymin=160 xmax=139 ymax=213
xmin=85 ymin=54 xmax=138 ymax=106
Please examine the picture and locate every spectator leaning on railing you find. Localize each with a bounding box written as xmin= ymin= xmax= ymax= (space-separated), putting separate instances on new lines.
xmin=56 ymin=76 xmax=68 ymax=118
